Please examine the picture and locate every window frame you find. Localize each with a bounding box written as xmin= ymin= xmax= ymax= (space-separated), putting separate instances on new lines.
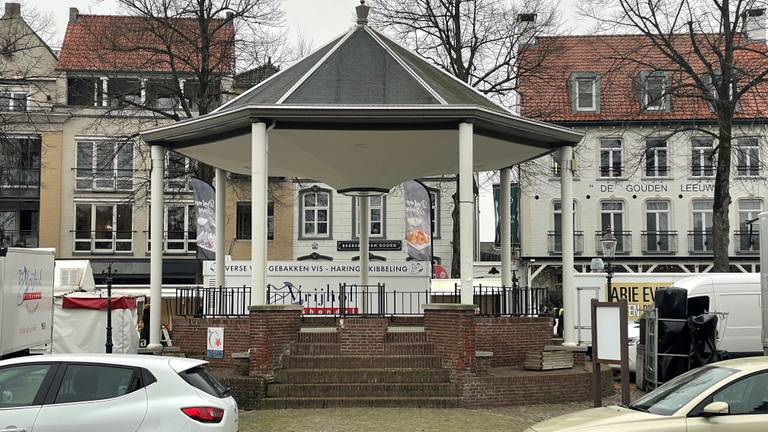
xmin=645 ymin=139 xmax=670 ymax=178
xmin=352 ymin=195 xmax=387 ymax=239
xmin=165 ymin=152 xmax=193 ymax=192
xmin=0 ymin=362 xmax=58 ymax=409
xmin=599 ymin=139 xmax=623 ymax=178
xmin=73 ymin=202 xmax=134 ymax=254
xmin=298 ymin=187 xmax=332 ymax=240
xmin=642 ymin=72 xmax=668 ymax=111
xmin=428 ymin=188 xmax=441 ymax=239
xmin=146 ymin=204 xmax=197 ymax=254
xmin=48 ymin=363 xmax=144 ymax=406
xmin=691 ymin=137 xmax=715 ymax=178
xmin=0 ymin=87 xmax=28 ymax=112
xmin=235 ymin=201 xmax=275 ymax=241
xmin=735 ymin=137 xmax=760 ymax=177
xmin=75 ymin=139 xmax=134 ymax=191
xmin=569 ymin=72 xmax=600 ymax=113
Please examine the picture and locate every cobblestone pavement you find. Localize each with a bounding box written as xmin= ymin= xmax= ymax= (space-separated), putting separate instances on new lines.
xmin=239 ymin=387 xmax=645 ymax=432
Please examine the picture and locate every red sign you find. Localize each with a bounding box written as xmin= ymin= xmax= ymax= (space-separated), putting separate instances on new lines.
xmin=304 ymin=307 xmax=359 ymax=315
xmin=22 ymin=292 xmax=43 ymax=301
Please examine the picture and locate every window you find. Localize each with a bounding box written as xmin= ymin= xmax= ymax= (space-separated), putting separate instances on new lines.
xmin=166 ymin=152 xmax=193 ymax=191
xmin=645 ymin=201 xmax=671 ymax=253
xmin=0 ymin=209 xmax=39 ymax=248
xmin=551 ymin=156 xmax=561 ymax=176
xmin=738 ymin=199 xmax=761 ymax=252
xmin=300 ymin=189 xmax=331 ymax=238
xmin=354 ymin=195 xmax=385 ymax=238
xmin=600 ymin=139 xmax=622 ymax=177
xmin=236 ymin=201 xmax=274 ymax=240
xmin=178 ymin=366 xmax=229 ymax=399
xmin=691 ymin=138 xmax=715 ymax=177
xmin=576 ymin=77 xmax=596 ymax=110
xmin=691 ymin=200 xmax=713 ymax=253
xmin=642 ymin=72 xmax=667 ymax=111
xmin=551 ymin=200 xmax=580 ymax=254
xmin=0 ymin=364 xmax=53 ymax=408
xmin=146 ymin=78 xmax=180 ymax=109
xmin=74 ymin=203 xmax=133 ymax=253
xmin=707 ymin=371 xmax=768 ymax=415
xmin=736 ymin=138 xmax=760 ymax=177
xmin=429 ymin=189 xmax=440 ymax=238
xmin=600 ymin=201 xmax=626 ymax=252
xmin=76 ymin=140 xmax=133 ymax=191
xmin=107 ymin=78 xmax=141 ymax=107
xmin=0 ymin=89 xmax=27 ymax=112
xmin=645 ymin=139 xmax=669 ymax=177
xmin=0 ymin=136 xmax=41 ymax=188
xmin=55 ymin=364 xmax=137 ymax=404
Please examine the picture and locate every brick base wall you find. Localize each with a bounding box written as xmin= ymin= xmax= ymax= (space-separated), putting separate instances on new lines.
xmin=172 ymin=317 xmax=250 ymax=371
xmin=249 ymin=305 xmax=302 ymax=376
xmin=475 ymin=317 xmax=553 ymax=367
xmin=424 ymin=305 xmax=476 ymax=378
xmin=461 ymin=366 xmax=615 ymax=407
xmin=217 ymin=375 xmax=266 ymax=410
xmin=340 ymin=317 xmax=387 ymax=355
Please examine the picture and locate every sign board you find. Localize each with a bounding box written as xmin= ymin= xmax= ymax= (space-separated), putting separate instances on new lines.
xmin=337 ymin=240 xmax=403 ymax=252
xmin=595 ymin=306 xmax=622 ymax=361
xmin=206 ymin=327 xmax=224 ymax=359
xmin=591 ymin=299 xmax=630 ymax=407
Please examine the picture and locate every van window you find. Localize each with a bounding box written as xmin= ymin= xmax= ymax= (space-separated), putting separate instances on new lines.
xmin=688 ymin=296 xmax=710 ymax=316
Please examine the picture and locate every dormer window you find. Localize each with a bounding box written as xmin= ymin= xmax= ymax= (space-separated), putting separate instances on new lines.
xmin=569 ymin=73 xmax=600 ymax=113
xmin=640 ymin=72 xmax=669 ymax=111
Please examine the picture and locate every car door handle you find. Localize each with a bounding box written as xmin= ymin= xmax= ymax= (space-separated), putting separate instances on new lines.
xmin=2 ymin=428 xmax=27 ymax=432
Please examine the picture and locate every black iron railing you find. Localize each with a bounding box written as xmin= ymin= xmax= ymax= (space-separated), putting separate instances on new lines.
xmin=0 ymin=167 xmax=40 ymax=188
xmin=175 ymin=286 xmax=251 ymax=317
xmin=641 ymin=230 xmax=677 ymax=254
xmin=595 ymin=230 xmax=632 ymax=255
xmin=735 ymin=230 xmax=760 ymax=254
xmin=688 ymin=230 xmax=713 ymax=254
xmin=547 ymin=231 xmax=584 ymax=255
xmin=73 ymin=230 xmax=134 ymax=253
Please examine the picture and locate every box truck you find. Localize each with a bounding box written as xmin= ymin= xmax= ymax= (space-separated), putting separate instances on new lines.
xmin=0 ymin=248 xmax=55 ymax=358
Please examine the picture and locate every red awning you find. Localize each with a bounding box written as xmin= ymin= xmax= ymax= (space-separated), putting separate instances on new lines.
xmin=63 ymin=297 xmax=137 ymax=310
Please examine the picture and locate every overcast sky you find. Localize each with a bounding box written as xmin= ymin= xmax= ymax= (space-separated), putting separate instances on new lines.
xmin=21 ymin=0 xmax=584 ymax=49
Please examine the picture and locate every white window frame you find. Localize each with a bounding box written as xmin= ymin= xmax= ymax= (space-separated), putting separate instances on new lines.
xmin=353 ymin=196 xmax=386 ymax=239
xmin=644 ymin=74 xmax=666 ymax=111
xmin=299 ymin=188 xmax=332 ymax=239
xmin=0 ymin=87 xmax=28 ymax=112
xmin=735 ymin=137 xmax=760 ymax=177
xmin=75 ymin=139 xmax=134 ymax=191
xmin=600 ymin=200 xmax=624 ymax=234
xmin=691 ymin=138 xmax=715 ymax=178
xmin=645 ymin=139 xmax=669 ymax=177
xmin=165 ymin=152 xmax=193 ymax=191
xmin=691 ymin=200 xmax=714 ymax=253
xmin=73 ymin=203 xmax=133 ymax=254
xmin=147 ymin=204 xmax=196 ymax=254
xmin=429 ymin=189 xmax=441 ymax=239
xmin=575 ymin=77 xmax=596 ymax=111
xmin=599 ymin=139 xmax=623 ymax=178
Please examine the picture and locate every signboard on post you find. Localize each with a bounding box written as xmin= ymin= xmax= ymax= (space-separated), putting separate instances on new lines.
xmin=591 ymin=298 xmax=630 ymax=407
xmin=206 ymin=327 xmax=224 ymax=359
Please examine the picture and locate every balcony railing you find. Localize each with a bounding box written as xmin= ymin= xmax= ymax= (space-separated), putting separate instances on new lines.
xmin=595 ymin=231 xmax=632 ymax=255
xmin=0 ymin=230 xmax=38 ymax=248
xmin=599 ymin=166 xmax=624 ymax=177
xmin=74 ymin=169 xmax=134 ymax=191
xmin=547 ymin=231 xmax=584 ymax=255
xmin=641 ymin=231 xmax=677 ymax=254
xmin=73 ymin=230 xmax=134 ymax=254
xmin=0 ymin=167 xmax=40 ymax=189
xmin=735 ymin=230 xmax=760 ymax=254
xmin=688 ymin=230 xmax=713 ymax=254
xmin=146 ymin=230 xmax=197 ymax=254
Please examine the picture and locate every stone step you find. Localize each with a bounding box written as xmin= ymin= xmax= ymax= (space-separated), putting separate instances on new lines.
xmin=297 ymin=331 xmax=339 ymax=344
xmin=291 ymin=343 xmax=341 ymax=356
xmin=286 ymin=355 xmax=442 ymax=369
xmin=274 ymin=368 xmax=451 ymax=384
xmin=385 ymin=332 xmax=427 ymax=343
xmin=262 ymin=397 xmax=460 ymax=409
xmin=383 ymin=343 xmax=434 ymax=356
xmin=267 ymin=383 xmax=458 ymax=398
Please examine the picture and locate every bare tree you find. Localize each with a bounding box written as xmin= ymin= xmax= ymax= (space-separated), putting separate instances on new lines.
xmin=369 ymin=0 xmax=562 ymax=277
xmin=580 ymin=0 xmax=768 ymax=270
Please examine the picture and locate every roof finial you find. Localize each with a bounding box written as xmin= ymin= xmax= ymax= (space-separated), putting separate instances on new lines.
xmin=356 ymin=0 xmax=370 ymax=26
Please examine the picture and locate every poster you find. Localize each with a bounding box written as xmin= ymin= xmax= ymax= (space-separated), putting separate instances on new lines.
xmin=206 ymin=327 xmax=224 ymax=358
xmin=606 ymin=282 xmax=669 ymax=319
xmin=493 ymin=183 xmax=520 ymax=247
xmin=191 ymin=178 xmax=216 ymax=260
xmin=403 ymin=180 xmax=432 ymax=261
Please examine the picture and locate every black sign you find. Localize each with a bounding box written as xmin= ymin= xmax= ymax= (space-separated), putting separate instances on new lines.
xmin=337 ymin=240 xmax=403 ymax=252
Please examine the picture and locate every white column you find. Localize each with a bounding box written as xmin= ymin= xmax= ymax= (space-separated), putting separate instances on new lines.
xmin=459 ymin=122 xmax=475 ymax=305
xmin=760 ymin=211 xmax=768 ymax=355
xmin=215 ymin=168 xmax=226 ymax=289
xmin=359 ymin=196 xmax=370 ymax=286
xmin=148 ymin=145 xmax=165 ymax=350
xmin=500 ymin=168 xmax=512 ymax=288
xmin=560 ymin=145 xmax=576 ymax=346
xmin=251 ymin=122 xmax=268 ymax=305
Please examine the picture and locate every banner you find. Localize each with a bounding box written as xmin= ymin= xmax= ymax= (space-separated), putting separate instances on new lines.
xmin=403 ymin=180 xmax=432 ymax=261
xmin=191 ymin=178 xmax=216 ymax=260
xmin=493 ymin=183 xmax=521 ymax=247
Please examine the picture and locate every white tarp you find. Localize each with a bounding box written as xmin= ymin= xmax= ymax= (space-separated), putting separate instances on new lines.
xmin=52 ymin=292 xmax=139 ymax=354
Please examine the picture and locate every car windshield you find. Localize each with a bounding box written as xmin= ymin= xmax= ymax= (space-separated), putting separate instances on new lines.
xmin=630 ymin=366 xmax=738 ymax=415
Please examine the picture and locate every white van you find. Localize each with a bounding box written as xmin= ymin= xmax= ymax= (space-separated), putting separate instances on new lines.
xmin=670 ymin=273 xmax=762 ymax=356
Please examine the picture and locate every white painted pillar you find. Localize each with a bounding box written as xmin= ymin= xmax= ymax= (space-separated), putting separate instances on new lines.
xmin=251 ymin=122 xmax=268 ymax=306
xmin=500 ymin=168 xmax=512 ymax=288
xmin=560 ymin=145 xmax=576 ymax=346
xmin=359 ymin=196 xmax=370 ymax=286
xmin=760 ymin=211 xmax=768 ymax=355
xmin=215 ymin=168 xmax=226 ymax=289
xmin=148 ymin=145 xmax=165 ymax=350
xmin=459 ymin=122 xmax=475 ymax=305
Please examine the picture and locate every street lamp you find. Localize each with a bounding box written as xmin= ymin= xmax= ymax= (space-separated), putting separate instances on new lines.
xmin=600 ymin=231 xmax=617 ymax=291
xmin=102 ymin=262 xmax=117 ymax=354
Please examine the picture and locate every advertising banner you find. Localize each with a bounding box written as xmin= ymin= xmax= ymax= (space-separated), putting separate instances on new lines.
xmin=191 ymin=178 xmax=215 ymax=260
xmin=206 ymin=327 xmax=224 ymax=359
xmin=403 ymin=180 xmax=433 ymax=261
xmin=493 ymin=183 xmax=520 ymax=247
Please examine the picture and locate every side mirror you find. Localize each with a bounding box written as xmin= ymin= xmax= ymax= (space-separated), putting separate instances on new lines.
xmin=702 ymin=401 xmax=730 ymax=417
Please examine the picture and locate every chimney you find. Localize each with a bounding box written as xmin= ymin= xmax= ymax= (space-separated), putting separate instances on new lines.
xmin=743 ymin=8 xmax=766 ymax=42
xmin=4 ymin=3 xmax=21 ymax=17
xmin=517 ymin=13 xmax=538 ymax=47
xmin=69 ymin=7 xmax=79 ymax=24
xmin=356 ymin=0 xmax=370 ymax=26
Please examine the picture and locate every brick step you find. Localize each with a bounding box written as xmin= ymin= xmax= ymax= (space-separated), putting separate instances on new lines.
xmin=262 ymin=397 xmax=460 ymax=409
xmin=384 ymin=343 xmax=434 ymax=356
xmin=385 ymin=332 xmax=426 ymax=343
xmin=290 ymin=343 xmax=341 ymax=356
xmin=267 ymin=383 xmax=458 ymax=398
xmin=274 ymin=368 xmax=450 ymax=384
xmin=286 ymin=355 xmax=442 ymax=369
xmin=297 ymin=332 xmax=338 ymax=344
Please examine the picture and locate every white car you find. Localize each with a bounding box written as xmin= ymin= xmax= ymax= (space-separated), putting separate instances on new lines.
xmin=0 ymin=354 xmax=238 ymax=432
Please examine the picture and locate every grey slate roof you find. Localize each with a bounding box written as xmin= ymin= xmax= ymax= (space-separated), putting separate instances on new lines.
xmin=216 ymin=25 xmax=509 ymax=114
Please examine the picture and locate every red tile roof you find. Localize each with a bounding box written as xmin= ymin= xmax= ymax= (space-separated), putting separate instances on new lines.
xmin=519 ymin=34 xmax=768 ymax=122
xmin=57 ymin=14 xmax=234 ymax=74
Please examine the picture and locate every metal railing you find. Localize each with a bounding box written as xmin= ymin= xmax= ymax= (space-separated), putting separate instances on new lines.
xmin=735 ymin=230 xmax=760 ymax=254
xmin=641 ymin=231 xmax=677 ymax=254
xmin=175 ymin=286 xmax=251 ymax=317
xmin=547 ymin=231 xmax=584 ymax=255
xmin=74 ymin=169 xmax=134 ymax=191
xmin=688 ymin=230 xmax=713 ymax=254
xmin=73 ymin=230 xmax=134 ymax=254
xmin=595 ymin=231 xmax=632 ymax=255
xmin=146 ymin=230 xmax=197 ymax=254
xmin=0 ymin=167 xmax=40 ymax=189
xmin=0 ymin=230 xmax=38 ymax=247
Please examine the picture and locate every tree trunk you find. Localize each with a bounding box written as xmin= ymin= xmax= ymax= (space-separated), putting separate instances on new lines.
xmin=712 ymin=124 xmax=732 ymax=272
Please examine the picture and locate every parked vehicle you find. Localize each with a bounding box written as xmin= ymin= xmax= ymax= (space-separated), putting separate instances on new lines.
xmin=670 ymin=273 xmax=762 ymax=357
xmin=0 ymin=248 xmax=54 ymax=359
xmin=526 ymin=357 xmax=768 ymax=432
xmin=0 ymin=354 xmax=238 ymax=431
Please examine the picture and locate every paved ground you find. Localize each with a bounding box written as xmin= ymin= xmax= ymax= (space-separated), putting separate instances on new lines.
xmin=239 ymin=387 xmax=644 ymax=432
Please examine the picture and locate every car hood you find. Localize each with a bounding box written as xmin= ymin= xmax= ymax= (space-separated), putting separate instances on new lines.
xmin=528 ymin=406 xmax=663 ymax=432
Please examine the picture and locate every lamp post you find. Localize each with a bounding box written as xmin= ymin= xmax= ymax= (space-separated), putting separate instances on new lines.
xmin=600 ymin=231 xmax=617 ymax=292
xmin=103 ymin=262 xmax=117 ymax=354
